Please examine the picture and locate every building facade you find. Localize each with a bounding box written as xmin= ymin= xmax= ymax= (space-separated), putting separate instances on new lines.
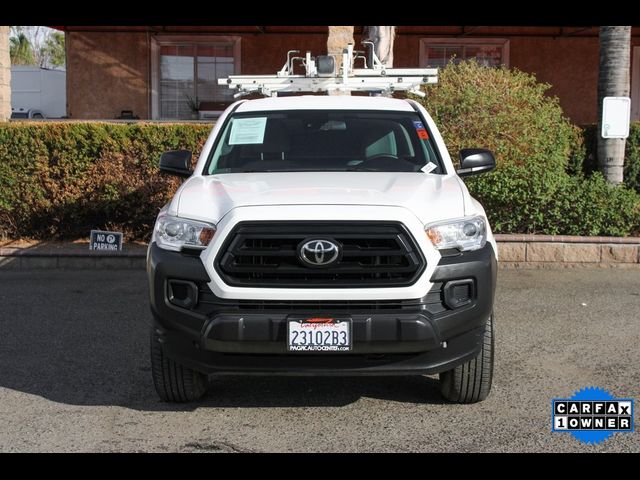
xmin=53 ymin=26 xmax=640 ymax=125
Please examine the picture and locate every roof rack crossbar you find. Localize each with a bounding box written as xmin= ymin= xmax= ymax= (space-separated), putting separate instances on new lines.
xmin=218 ymin=42 xmax=438 ymax=98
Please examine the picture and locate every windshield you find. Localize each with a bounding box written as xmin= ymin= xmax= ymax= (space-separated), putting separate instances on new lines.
xmin=206 ymin=110 xmax=443 ymax=174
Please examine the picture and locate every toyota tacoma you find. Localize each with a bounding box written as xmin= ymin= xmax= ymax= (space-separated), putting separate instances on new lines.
xmin=147 ymin=94 xmax=498 ymax=403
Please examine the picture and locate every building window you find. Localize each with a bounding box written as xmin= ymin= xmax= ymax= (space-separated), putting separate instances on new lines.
xmin=152 ymin=37 xmax=240 ymax=119
xmin=420 ymin=38 xmax=509 ymax=68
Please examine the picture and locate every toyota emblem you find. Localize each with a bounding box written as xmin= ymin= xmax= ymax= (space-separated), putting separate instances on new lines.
xmin=298 ymin=239 xmax=341 ymax=267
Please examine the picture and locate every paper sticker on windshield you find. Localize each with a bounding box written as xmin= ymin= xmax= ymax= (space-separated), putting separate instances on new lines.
xmin=229 ymin=117 xmax=267 ymax=145
xmin=421 ymin=162 xmax=437 ymax=173
xmin=413 ymin=120 xmax=429 ymax=140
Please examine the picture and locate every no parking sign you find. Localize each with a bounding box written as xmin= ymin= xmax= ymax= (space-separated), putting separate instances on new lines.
xmin=89 ymin=230 xmax=123 ymax=251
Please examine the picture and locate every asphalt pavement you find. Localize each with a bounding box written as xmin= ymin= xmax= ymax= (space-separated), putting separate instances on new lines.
xmin=0 ymin=268 xmax=638 ymax=452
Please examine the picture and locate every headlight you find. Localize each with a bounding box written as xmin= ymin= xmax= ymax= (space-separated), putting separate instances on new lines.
xmin=425 ymin=216 xmax=486 ymax=251
xmin=153 ymin=213 xmax=216 ymax=251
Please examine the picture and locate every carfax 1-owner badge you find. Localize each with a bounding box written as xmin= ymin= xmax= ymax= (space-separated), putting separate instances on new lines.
xmin=552 ymin=387 xmax=634 ymax=445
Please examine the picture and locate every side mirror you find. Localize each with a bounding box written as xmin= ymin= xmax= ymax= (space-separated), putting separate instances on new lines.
xmin=457 ymin=149 xmax=496 ymax=177
xmin=159 ymin=150 xmax=192 ymax=178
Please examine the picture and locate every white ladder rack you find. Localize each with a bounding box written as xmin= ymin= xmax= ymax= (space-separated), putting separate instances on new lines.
xmin=218 ymin=43 xmax=438 ymax=98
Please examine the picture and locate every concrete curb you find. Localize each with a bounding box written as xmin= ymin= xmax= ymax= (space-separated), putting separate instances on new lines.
xmin=494 ymin=234 xmax=640 ymax=244
xmin=0 ymin=242 xmax=146 ymax=269
xmin=0 ymin=255 xmax=146 ymax=270
xmin=1 ymin=235 xmax=640 ymax=269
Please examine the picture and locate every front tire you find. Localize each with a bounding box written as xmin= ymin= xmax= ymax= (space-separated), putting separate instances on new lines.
xmin=439 ymin=313 xmax=494 ymax=403
xmin=150 ymin=329 xmax=208 ymax=402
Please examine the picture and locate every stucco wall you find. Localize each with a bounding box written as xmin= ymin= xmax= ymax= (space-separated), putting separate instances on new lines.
xmin=66 ymin=32 xmax=150 ymax=119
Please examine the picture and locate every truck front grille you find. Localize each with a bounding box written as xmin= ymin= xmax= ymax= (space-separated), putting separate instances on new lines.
xmin=214 ymin=221 xmax=426 ymax=288
xmin=196 ymin=282 xmax=446 ymax=314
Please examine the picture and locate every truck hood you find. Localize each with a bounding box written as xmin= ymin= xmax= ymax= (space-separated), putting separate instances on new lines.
xmin=175 ymin=172 xmax=465 ymax=225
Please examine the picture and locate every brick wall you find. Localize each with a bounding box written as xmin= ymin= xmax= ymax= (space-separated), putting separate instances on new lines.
xmin=66 ymin=31 xmax=150 ymax=119
xmin=63 ymin=28 xmax=640 ymax=124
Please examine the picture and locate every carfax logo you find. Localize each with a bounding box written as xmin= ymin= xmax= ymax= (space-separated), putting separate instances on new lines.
xmin=552 ymin=387 xmax=634 ymax=445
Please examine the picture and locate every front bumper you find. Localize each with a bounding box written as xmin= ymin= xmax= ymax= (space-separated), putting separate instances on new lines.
xmin=147 ymin=242 xmax=497 ymax=375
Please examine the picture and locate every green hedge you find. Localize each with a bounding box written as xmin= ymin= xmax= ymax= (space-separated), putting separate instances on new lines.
xmin=0 ymin=122 xmax=211 ymax=240
xmin=466 ymin=164 xmax=640 ymax=236
xmin=0 ymin=118 xmax=639 ymax=241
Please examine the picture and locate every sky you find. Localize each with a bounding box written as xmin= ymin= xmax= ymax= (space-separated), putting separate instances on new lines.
xmin=11 ymin=26 xmax=64 ymax=70
xmin=12 ymin=26 xmax=58 ymax=47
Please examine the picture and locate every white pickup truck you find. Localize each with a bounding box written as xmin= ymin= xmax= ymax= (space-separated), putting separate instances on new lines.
xmin=147 ymin=55 xmax=498 ymax=404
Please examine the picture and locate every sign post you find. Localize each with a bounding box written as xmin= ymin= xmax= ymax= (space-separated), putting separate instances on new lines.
xmin=602 ymin=96 xmax=631 ymax=139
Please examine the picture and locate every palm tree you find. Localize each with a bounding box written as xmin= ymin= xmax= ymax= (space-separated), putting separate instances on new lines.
xmin=9 ymin=29 xmax=36 ymax=65
xmin=597 ymin=26 xmax=631 ymax=185
xmin=327 ymin=26 xmax=396 ymax=70
xmin=43 ymin=31 xmax=65 ymax=68
xmin=363 ymin=26 xmax=396 ymax=67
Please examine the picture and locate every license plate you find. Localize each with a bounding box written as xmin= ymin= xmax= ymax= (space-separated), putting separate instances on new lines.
xmin=287 ymin=318 xmax=351 ymax=352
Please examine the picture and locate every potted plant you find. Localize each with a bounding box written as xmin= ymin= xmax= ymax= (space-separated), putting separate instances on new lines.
xmin=184 ymin=94 xmax=201 ymax=120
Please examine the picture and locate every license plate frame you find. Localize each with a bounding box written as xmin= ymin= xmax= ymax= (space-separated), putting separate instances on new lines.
xmin=287 ymin=317 xmax=352 ymax=352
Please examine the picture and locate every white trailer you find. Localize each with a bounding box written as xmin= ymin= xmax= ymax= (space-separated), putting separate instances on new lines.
xmin=10 ymin=66 xmax=66 ymax=118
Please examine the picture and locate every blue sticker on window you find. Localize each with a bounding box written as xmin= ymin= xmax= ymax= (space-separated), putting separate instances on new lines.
xmin=413 ymin=121 xmax=425 ymax=130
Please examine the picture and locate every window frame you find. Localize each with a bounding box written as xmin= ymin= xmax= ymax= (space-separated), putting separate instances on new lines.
xmin=419 ymin=38 xmax=510 ymax=68
xmin=150 ymin=35 xmax=241 ymax=120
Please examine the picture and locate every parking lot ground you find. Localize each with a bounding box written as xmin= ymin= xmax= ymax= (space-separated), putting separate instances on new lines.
xmin=0 ymin=268 xmax=638 ymax=452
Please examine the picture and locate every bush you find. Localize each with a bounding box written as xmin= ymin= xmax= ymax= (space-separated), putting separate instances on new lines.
xmin=415 ymin=60 xmax=583 ymax=174
xmin=467 ymin=165 xmax=640 ymax=236
xmin=0 ymin=122 xmax=211 ymax=240
xmin=580 ymin=122 xmax=640 ymax=194
xmin=413 ymin=60 xmax=640 ymax=236
xmin=625 ymin=122 xmax=640 ymax=194
xmin=0 ymin=114 xmax=638 ymax=241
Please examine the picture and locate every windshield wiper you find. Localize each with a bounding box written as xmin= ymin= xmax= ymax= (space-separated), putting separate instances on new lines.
xmin=236 ymin=169 xmax=295 ymax=173
xmin=220 ymin=168 xmax=385 ymax=174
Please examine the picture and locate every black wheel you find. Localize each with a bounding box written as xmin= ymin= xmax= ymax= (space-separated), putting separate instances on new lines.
xmin=439 ymin=313 xmax=494 ymax=404
xmin=150 ymin=329 xmax=208 ymax=402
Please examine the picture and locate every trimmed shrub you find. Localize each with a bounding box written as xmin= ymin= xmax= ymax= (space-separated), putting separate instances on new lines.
xmin=0 ymin=117 xmax=638 ymax=241
xmin=416 ymin=60 xmax=583 ymax=174
xmin=0 ymin=122 xmax=211 ymax=240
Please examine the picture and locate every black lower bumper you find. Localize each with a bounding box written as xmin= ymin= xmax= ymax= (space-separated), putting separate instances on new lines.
xmin=147 ymin=242 xmax=497 ymax=375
